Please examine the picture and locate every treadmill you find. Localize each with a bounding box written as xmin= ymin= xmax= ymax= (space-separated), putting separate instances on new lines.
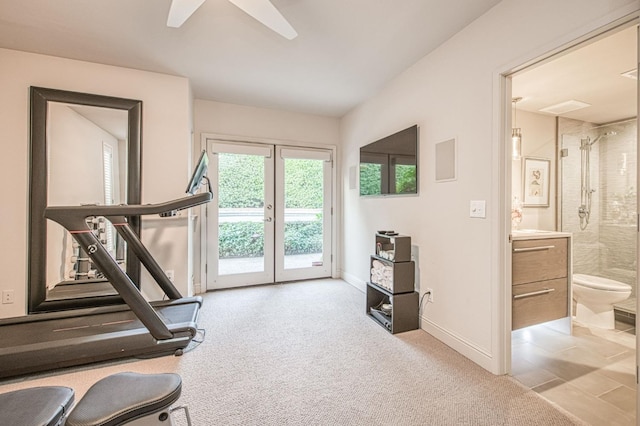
xmin=0 ymin=151 xmax=212 ymax=379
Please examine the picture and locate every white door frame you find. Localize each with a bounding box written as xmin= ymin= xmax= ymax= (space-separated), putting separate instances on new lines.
xmin=199 ymin=133 xmax=338 ymax=290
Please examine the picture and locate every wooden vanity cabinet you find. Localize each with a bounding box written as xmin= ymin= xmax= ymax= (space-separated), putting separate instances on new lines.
xmin=512 ymin=237 xmax=569 ymax=330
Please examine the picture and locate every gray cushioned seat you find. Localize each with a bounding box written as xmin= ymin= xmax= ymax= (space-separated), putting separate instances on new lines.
xmin=0 ymin=386 xmax=74 ymax=426
xmin=66 ymin=372 xmax=181 ymax=426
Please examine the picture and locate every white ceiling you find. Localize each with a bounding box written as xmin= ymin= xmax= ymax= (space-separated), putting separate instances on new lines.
xmin=0 ymin=0 xmax=501 ymax=117
xmin=513 ymin=25 xmax=637 ymax=125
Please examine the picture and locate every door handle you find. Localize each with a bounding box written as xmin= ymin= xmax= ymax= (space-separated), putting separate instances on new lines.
xmin=263 ymin=217 xmax=272 ymax=222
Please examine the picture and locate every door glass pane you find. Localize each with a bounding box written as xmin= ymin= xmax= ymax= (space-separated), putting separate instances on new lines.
xmin=217 ymin=152 xmax=266 ymax=275
xmin=283 ymin=157 xmax=324 ymax=270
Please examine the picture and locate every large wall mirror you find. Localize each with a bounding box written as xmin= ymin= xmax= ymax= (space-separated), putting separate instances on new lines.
xmin=29 ymin=86 xmax=142 ymax=313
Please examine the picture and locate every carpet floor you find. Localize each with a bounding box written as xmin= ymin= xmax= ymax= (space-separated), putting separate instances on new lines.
xmin=0 ymin=279 xmax=586 ymax=425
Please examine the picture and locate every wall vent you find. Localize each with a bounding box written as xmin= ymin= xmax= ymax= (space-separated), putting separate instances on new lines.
xmin=539 ymin=100 xmax=591 ymax=115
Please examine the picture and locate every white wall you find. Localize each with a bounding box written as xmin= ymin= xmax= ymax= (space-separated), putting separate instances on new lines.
xmin=194 ymin=100 xmax=340 ymax=144
xmin=340 ymin=0 xmax=639 ymax=373
xmin=512 ymin=110 xmax=557 ymax=230
xmin=0 ymin=48 xmax=193 ymax=318
xmin=193 ymin=99 xmax=341 ymax=290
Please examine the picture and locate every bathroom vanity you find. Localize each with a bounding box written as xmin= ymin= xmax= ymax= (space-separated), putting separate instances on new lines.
xmin=511 ymin=230 xmax=572 ymax=330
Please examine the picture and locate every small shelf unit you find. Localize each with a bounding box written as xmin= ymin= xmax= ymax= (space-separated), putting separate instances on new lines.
xmin=366 ymin=233 xmax=418 ymax=334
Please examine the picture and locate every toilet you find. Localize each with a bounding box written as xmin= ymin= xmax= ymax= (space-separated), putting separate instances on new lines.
xmin=572 ymin=273 xmax=632 ymax=329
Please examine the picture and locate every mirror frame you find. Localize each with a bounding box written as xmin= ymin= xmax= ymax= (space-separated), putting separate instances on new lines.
xmin=28 ymin=86 xmax=142 ymax=313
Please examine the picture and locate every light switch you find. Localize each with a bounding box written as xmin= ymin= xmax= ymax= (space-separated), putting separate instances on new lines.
xmin=470 ymin=200 xmax=486 ymax=218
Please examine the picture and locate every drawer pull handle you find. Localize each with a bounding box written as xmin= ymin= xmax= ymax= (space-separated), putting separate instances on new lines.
xmin=513 ymin=288 xmax=555 ymax=299
xmin=513 ymin=245 xmax=556 ymax=253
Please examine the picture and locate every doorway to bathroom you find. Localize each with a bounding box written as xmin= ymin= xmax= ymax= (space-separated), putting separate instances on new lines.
xmin=508 ymin=23 xmax=638 ymax=424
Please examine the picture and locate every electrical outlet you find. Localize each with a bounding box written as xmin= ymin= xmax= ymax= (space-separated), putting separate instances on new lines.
xmin=426 ymin=288 xmax=434 ymax=303
xmin=165 ymin=270 xmax=175 ymax=282
xmin=2 ymin=290 xmax=14 ymax=304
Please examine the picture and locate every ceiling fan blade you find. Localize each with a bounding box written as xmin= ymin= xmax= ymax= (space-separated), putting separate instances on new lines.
xmin=228 ymin=0 xmax=298 ymax=40
xmin=167 ymin=0 xmax=206 ymax=28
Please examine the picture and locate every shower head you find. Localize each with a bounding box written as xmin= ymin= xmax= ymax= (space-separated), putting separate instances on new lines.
xmin=583 ymin=131 xmax=618 ymax=146
xmin=580 ymin=131 xmax=617 ymax=149
xmin=580 ymin=136 xmax=600 ymax=149
xmin=587 ymin=131 xmax=617 ymax=146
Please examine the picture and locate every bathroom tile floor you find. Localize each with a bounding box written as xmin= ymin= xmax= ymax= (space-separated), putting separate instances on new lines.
xmin=512 ymin=320 xmax=636 ymax=426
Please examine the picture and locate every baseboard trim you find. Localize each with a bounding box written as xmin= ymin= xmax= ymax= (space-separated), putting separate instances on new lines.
xmin=341 ymin=271 xmax=366 ymax=293
xmin=420 ymin=315 xmax=497 ymax=374
xmin=343 ymin=272 xmax=498 ymax=374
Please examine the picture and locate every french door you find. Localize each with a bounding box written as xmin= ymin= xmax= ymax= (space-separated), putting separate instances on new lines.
xmin=206 ymin=140 xmax=332 ymax=290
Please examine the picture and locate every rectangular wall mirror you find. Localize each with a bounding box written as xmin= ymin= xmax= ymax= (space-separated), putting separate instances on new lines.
xmin=29 ymin=86 xmax=142 ymax=313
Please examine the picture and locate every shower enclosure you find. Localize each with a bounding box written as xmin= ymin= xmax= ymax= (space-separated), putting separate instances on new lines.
xmin=559 ymin=117 xmax=637 ymax=318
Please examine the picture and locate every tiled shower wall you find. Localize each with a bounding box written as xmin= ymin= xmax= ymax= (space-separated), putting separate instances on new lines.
xmin=559 ymin=117 xmax=637 ymax=311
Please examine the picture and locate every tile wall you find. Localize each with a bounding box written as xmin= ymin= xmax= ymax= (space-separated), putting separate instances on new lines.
xmin=558 ymin=117 xmax=637 ymax=312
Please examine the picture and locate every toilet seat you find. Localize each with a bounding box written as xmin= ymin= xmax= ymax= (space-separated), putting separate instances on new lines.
xmin=573 ymin=274 xmax=631 ymax=292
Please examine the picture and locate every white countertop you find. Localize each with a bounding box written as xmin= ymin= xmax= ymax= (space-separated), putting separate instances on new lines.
xmin=511 ymin=229 xmax=572 ymax=240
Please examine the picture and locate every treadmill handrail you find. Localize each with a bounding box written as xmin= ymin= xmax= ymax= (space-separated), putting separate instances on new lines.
xmin=42 ymin=191 xmax=212 ymax=341
xmin=45 ymin=192 xmax=212 ymax=221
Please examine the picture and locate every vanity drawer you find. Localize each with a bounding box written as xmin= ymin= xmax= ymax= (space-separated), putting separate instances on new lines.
xmin=512 ymin=278 xmax=568 ymax=330
xmin=512 ymin=238 xmax=567 ymax=285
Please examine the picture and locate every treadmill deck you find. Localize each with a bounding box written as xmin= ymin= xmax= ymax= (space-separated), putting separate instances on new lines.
xmin=0 ymin=299 xmax=201 ymax=379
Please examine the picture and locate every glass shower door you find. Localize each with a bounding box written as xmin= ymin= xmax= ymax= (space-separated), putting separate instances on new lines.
xmin=559 ymin=120 xmax=637 ymax=308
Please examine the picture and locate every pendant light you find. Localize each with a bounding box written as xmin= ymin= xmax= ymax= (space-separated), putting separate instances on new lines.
xmin=512 ymin=97 xmax=522 ymax=160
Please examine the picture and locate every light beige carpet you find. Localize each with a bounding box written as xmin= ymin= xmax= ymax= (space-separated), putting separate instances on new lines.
xmin=0 ymin=279 xmax=585 ymax=425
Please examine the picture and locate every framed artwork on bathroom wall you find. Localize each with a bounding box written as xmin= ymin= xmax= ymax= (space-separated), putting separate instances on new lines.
xmin=522 ymin=157 xmax=550 ymax=207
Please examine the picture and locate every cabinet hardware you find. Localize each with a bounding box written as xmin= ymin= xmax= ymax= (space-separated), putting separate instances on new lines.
xmin=513 ymin=245 xmax=555 ymax=253
xmin=513 ymin=288 xmax=555 ymax=299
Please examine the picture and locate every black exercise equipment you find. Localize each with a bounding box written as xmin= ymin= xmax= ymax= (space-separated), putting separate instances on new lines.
xmin=0 ymin=371 xmax=192 ymax=426
xmin=0 ymin=151 xmax=211 ymax=379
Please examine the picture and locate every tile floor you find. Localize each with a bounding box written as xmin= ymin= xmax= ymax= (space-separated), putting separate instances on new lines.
xmin=512 ymin=320 xmax=636 ymax=426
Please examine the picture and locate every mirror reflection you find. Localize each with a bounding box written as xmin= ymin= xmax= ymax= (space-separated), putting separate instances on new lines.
xmin=45 ymin=103 xmax=128 ymax=301
xmin=359 ymin=125 xmax=418 ymax=196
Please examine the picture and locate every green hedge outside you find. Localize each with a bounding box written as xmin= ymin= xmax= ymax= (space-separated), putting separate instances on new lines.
xmin=219 ymin=220 xmax=323 ymax=258
xmin=218 ymin=154 xmax=323 ymax=209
